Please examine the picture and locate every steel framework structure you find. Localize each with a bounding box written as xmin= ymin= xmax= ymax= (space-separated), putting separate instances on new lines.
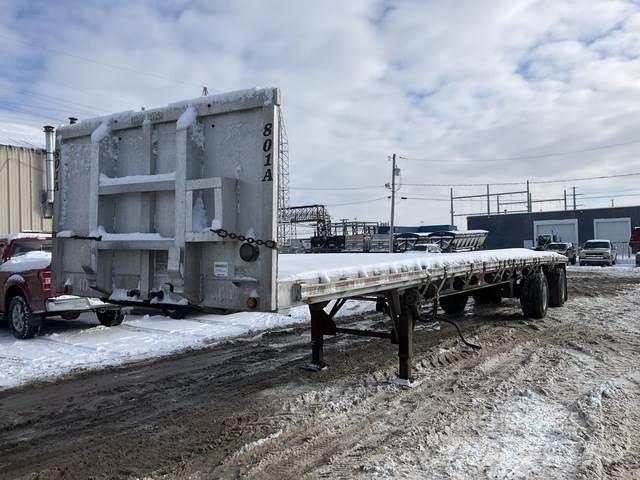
xmin=281 ymin=204 xmax=331 ymax=237
xmin=277 ymin=109 xmax=291 ymax=247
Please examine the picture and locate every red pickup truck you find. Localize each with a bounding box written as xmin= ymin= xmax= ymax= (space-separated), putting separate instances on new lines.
xmin=0 ymin=233 xmax=123 ymax=339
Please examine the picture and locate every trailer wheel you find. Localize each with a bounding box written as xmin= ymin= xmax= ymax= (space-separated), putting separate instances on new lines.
xmin=439 ymin=294 xmax=468 ymax=314
xmin=472 ymin=288 xmax=502 ymax=305
xmin=8 ymin=296 xmax=42 ymax=339
xmin=96 ymin=309 xmax=125 ymax=327
xmin=520 ymin=273 xmax=548 ymax=319
xmin=61 ymin=312 xmax=81 ymax=320
xmin=548 ymin=268 xmax=567 ymax=307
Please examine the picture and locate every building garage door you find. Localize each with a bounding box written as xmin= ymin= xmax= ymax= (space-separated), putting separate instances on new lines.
xmin=533 ymin=219 xmax=578 ymax=245
xmin=594 ymin=218 xmax=631 ymax=256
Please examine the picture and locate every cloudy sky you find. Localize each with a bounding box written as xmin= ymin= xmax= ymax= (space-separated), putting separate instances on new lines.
xmin=2 ymin=0 xmax=640 ymax=228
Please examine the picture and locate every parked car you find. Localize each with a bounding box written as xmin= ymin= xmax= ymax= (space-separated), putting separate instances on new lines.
xmin=545 ymin=242 xmax=577 ymax=265
xmin=579 ymin=239 xmax=617 ymax=267
xmin=410 ymin=243 xmax=442 ymax=253
xmin=1 ymin=233 xmax=123 ymax=339
xmin=636 ymin=251 xmax=640 ymax=267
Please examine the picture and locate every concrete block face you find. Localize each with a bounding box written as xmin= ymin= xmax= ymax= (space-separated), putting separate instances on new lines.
xmin=53 ymin=88 xmax=280 ymax=312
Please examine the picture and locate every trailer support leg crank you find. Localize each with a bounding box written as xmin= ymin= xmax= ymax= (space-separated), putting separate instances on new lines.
xmin=306 ymin=301 xmax=338 ymax=371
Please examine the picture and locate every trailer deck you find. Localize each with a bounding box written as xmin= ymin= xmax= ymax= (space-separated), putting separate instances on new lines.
xmin=277 ymin=248 xmax=565 ymax=307
xmin=278 ymin=249 xmax=567 ymax=382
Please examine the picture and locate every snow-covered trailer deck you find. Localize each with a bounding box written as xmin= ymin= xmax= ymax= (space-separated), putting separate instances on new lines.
xmin=278 ymin=249 xmax=567 ymax=381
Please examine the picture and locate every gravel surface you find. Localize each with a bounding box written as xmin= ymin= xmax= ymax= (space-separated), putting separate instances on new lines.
xmin=0 ymin=269 xmax=638 ymax=479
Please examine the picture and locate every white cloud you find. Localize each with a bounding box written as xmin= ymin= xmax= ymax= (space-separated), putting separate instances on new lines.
xmin=2 ymin=0 xmax=640 ymax=228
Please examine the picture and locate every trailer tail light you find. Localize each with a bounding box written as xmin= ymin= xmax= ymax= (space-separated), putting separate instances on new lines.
xmin=39 ymin=271 xmax=52 ymax=293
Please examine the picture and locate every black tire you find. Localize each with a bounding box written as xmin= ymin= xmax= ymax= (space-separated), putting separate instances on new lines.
xmin=61 ymin=311 xmax=81 ymax=320
xmin=472 ymin=288 xmax=502 ymax=305
xmin=547 ymin=268 xmax=567 ymax=307
xmin=439 ymin=294 xmax=468 ymax=314
xmin=8 ymin=295 xmax=42 ymax=339
xmin=96 ymin=309 xmax=125 ymax=327
xmin=520 ymin=273 xmax=549 ymax=319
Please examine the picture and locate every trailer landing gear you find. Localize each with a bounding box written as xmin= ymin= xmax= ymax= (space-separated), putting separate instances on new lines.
xmin=305 ymin=289 xmax=419 ymax=383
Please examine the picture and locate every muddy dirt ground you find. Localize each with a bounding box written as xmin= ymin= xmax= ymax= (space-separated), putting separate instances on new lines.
xmin=1 ymin=269 xmax=639 ymax=479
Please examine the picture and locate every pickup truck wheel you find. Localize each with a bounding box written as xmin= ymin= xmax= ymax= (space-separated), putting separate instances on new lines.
xmin=548 ymin=268 xmax=567 ymax=307
xmin=520 ymin=273 xmax=548 ymax=319
xmin=8 ymin=296 xmax=42 ymax=339
xmin=439 ymin=294 xmax=468 ymax=314
xmin=96 ymin=309 xmax=125 ymax=327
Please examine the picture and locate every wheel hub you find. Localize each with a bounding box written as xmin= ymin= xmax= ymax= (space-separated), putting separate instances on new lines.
xmin=11 ymin=302 xmax=25 ymax=332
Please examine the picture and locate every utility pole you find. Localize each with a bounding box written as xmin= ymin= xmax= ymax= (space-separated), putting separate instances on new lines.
xmin=389 ymin=154 xmax=397 ymax=253
xmin=564 ymin=189 xmax=567 ymax=210
xmin=572 ymin=186 xmax=577 ymax=210
xmin=526 ymin=180 xmax=531 ymax=212
xmin=450 ymin=188 xmax=454 ymax=226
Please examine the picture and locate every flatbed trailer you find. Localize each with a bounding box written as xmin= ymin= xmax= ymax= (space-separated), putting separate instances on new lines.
xmin=51 ymin=87 xmax=568 ymax=382
xmin=278 ymin=249 xmax=567 ymax=382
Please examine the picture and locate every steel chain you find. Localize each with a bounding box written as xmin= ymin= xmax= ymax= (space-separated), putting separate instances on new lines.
xmin=210 ymin=229 xmax=278 ymax=249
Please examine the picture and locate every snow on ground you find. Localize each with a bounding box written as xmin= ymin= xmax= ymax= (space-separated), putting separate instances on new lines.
xmin=0 ymin=299 xmax=374 ymax=390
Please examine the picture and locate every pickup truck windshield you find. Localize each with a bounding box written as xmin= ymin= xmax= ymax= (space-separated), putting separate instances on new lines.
xmin=583 ymin=241 xmax=610 ymax=249
xmin=547 ymin=243 xmax=568 ymax=250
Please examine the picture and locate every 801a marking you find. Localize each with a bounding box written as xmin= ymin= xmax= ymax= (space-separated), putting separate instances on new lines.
xmin=261 ymin=122 xmax=273 ymax=182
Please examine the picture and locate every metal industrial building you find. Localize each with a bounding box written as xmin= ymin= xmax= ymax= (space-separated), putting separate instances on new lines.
xmin=467 ymin=206 xmax=640 ymax=257
xmin=0 ymin=126 xmax=52 ymax=233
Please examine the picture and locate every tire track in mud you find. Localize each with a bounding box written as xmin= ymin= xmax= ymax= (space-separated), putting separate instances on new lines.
xmin=195 ymin=277 xmax=640 ymax=479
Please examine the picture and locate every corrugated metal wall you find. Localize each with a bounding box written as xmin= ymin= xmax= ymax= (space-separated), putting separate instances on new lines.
xmin=0 ymin=144 xmax=52 ymax=233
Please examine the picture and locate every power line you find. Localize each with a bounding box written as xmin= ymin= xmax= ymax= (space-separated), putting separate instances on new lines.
xmin=399 ymin=138 xmax=640 ymax=164
xmin=0 ymin=33 xmax=206 ymax=90
xmin=290 ymin=185 xmax=383 ymax=191
xmin=324 ymin=196 xmax=389 ymax=207
xmin=0 ymin=86 xmax=107 ymax=115
xmin=404 ymin=171 xmax=640 ymax=188
xmin=529 ymin=172 xmax=640 ymax=184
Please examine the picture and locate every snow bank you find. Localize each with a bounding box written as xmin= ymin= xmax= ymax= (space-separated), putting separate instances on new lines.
xmin=278 ymin=249 xmax=565 ymax=283
xmin=0 ymin=299 xmax=374 ymax=390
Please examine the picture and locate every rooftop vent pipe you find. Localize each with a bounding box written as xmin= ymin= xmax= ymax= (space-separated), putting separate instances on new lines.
xmin=43 ymin=125 xmax=55 ymax=205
